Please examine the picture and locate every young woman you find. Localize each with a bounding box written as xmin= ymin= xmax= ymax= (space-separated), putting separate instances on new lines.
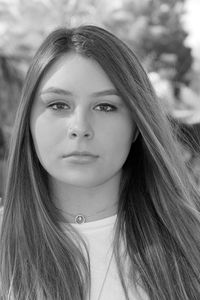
xmin=0 ymin=25 xmax=200 ymax=300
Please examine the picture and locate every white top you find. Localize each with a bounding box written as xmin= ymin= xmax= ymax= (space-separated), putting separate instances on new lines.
xmin=69 ymin=214 xmax=148 ymax=300
xmin=0 ymin=207 xmax=148 ymax=299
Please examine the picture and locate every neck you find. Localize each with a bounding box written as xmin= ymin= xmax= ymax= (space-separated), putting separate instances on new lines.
xmin=50 ymin=173 xmax=121 ymax=223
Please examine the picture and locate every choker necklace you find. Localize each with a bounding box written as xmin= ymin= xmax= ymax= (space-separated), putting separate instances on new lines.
xmin=64 ymin=202 xmax=118 ymax=224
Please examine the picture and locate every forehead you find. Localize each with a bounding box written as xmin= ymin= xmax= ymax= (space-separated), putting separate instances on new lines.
xmin=37 ymin=52 xmax=116 ymax=94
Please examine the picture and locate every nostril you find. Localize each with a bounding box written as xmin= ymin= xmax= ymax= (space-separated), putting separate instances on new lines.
xmin=68 ymin=127 xmax=93 ymax=139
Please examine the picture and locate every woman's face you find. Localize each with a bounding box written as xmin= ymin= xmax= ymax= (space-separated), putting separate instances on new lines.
xmin=30 ymin=53 xmax=136 ymax=188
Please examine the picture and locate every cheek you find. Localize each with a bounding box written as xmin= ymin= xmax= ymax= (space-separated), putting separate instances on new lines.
xmin=102 ymin=119 xmax=134 ymax=161
xmin=30 ymin=116 xmax=62 ymax=160
xmin=111 ymin=134 xmax=133 ymax=162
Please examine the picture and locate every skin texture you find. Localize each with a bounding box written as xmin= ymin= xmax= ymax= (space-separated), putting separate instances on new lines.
xmin=30 ymin=53 xmax=137 ymax=220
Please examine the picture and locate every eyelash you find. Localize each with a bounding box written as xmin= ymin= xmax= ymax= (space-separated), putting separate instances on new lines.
xmin=48 ymin=102 xmax=69 ymax=111
xmin=47 ymin=102 xmax=117 ymax=113
xmin=95 ymin=103 xmax=117 ymax=112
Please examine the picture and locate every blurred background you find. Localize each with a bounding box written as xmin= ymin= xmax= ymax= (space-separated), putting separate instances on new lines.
xmin=0 ymin=0 xmax=200 ymax=198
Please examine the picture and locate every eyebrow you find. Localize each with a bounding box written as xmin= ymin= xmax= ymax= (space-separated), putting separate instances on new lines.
xmin=39 ymin=87 xmax=120 ymax=97
xmin=39 ymin=87 xmax=72 ymax=96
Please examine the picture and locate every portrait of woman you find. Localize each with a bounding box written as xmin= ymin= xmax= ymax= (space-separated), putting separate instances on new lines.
xmin=0 ymin=25 xmax=200 ymax=300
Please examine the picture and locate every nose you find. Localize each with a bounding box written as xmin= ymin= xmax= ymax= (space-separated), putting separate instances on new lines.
xmin=67 ymin=109 xmax=94 ymax=140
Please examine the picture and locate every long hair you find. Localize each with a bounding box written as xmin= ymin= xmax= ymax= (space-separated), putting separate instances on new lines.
xmin=1 ymin=25 xmax=200 ymax=299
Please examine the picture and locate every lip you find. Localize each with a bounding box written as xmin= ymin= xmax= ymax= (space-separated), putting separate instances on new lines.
xmin=63 ymin=151 xmax=99 ymax=158
xmin=62 ymin=151 xmax=99 ymax=164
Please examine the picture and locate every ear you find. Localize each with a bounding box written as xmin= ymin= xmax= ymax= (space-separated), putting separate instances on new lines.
xmin=132 ymin=128 xmax=139 ymax=143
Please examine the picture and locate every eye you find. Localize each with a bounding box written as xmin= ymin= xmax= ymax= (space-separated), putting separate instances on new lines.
xmin=48 ymin=102 xmax=70 ymax=111
xmin=94 ymin=103 xmax=117 ymax=113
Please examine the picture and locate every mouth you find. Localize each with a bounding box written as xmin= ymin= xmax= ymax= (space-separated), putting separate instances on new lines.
xmin=62 ymin=151 xmax=99 ymax=164
xmin=63 ymin=151 xmax=99 ymax=158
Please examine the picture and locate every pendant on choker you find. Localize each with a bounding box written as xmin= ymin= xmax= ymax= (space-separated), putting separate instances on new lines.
xmin=75 ymin=214 xmax=86 ymax=224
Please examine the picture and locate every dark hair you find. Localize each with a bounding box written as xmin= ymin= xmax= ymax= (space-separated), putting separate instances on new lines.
xmin=1 ymin=25 xmax=200 ymax=299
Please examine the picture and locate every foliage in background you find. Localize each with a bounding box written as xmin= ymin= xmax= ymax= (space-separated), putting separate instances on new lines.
xmin=104 ymin=0 xmax=193 ymax=95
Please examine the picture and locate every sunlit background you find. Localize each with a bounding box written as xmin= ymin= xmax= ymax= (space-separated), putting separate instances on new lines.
xmin=0 ymin=0 xmax=200 ymax=197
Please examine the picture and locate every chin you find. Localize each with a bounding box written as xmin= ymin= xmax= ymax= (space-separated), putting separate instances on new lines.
xmin=66 ymin=180 xmax=104 ymax=188
xmin=58 ymin=175 xmax=110 ymax=188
